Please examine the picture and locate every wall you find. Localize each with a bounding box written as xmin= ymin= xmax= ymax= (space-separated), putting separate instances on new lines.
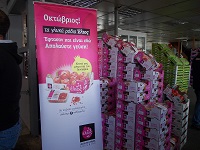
xmin=8 ymin=15 xmax=23 ymax=48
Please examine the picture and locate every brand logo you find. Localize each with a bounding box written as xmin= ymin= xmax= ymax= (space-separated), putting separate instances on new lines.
xmin=82 ymin=126 xmax=92 ymax=139
xmin=79 ymin=123 xmax=95 ymax=142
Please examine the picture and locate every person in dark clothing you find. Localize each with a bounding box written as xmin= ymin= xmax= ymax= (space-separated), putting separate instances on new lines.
xmin=0 ymin=9 xmax=23 ymax=149
xmin=191 ymin=52 xmax=200 ymax=129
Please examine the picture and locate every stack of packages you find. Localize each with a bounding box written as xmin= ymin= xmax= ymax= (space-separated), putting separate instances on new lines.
xmin=163 ymin=85 xmax=189 ymax=149
xmin=152 ymin=43 xmax=190 ymax=93
xmin=102 ymin=113 xmax=116 ymax=150
xmin=152 ymin=43 xmax=190 ymax=149
xmin=190 ymin=48 xmax=200 ymax=86
xmin=98 ymin=39 xmax=118 ymax=150
xmin=100 ymin=78 xmax=117 ymax=113
xmin=98 ymin=33 xmax=174 ymax=150
xmin=178 ymin=58 xmax=190 ymax=92
xmin=114 ymin=43 xmax=139 ymax=150
xmin=152 ymin=44 xmax=176 ymax=86
xmin=135 ymin=101 xmax=172 ymax=150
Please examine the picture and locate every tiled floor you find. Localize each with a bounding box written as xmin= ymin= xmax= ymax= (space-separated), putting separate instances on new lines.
xmin=14 ymin=87 xmax=200 ymax=150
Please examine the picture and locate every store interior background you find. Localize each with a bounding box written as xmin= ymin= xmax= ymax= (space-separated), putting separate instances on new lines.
xmin=1 ymin=0 xmax=200 ymax=149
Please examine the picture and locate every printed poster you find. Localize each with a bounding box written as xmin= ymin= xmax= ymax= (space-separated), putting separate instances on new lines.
xmin=34 ymin=2 xmax=103 ymax=150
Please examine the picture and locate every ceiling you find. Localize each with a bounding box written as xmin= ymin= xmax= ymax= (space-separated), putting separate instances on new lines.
xmin=46 ymin=0 xmax=200 ymax=43
xmin=2 ymin=0 xmax=200 ymax=43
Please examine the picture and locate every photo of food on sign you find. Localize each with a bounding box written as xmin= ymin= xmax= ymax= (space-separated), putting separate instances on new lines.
xmin=46 ymin=56 xmax=94 ymax=103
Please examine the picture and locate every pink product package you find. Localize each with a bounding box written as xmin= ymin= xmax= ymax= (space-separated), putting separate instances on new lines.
xmin=134 ymin=51 xmax=156 ymax=71
xmin=117 ymin=90 xmax=150 ymax=103
xmin=172 ymin=115 xmax=188 ymax=128
xmin=117 ymin=52 xmax=126 ymax=63
xmin=105 ymin=127 xmax=115 ymax=137
xmin=102 ymin=46 xmax=109 ymax=55
xmin=135 ymin=132 xmax=170 ymax=150
xmin=116 ymin=100 xmax=136 ymax=112
xmin=103 ymin=102 xmax=115 ymax=112
xmin=133 ymin=68 xmax=143 ymax=81
xmin=102 ymin=54 xmax=118 ymax=62
xmin=100 ymin=86 xmax=116 ymax=96
xmin=104 ymin=142 xmax=115 ymax=150
xmin=115 ymin=135 xmax=135 ymax=149
xmin=105 ymin=132 xmax=115 ymax=142
xmin=173 ymin=99 xmax=189 ymax=112
xmin=116 ymin=109 xmax=136 ymax=122
xmin=117 ymin=80 xmax=150 ymax=93
xmin=101 ymin=62 xmax=117 ymax=71
xmin=172 ymin=108 xmax=189 ymax=120
xmin=150 ymin=97 xmax=163 ymax=103
xmin=105 ymin=115 xmax=116 ymax=125
xmin=153 ymin=62 xmax=163 ymax=72
xmin=115 ymin=39 xmax=123 ymax=49
xmin=117 ymin=62 xmax=138 ymax=73
xmin=143 ymin=69 xmax=164 ymax=81
xmin=115 ymin=144 xmax=134 ymax=150
xmin=150 ymin=88 xmax=163 ymax=99
xmin=136 ymin=102 xmax=168 ymax=120
xmin=102 ymin=32 xmax=118 ymax=47
xmin=172 ymin=122 xmax=188 ymax=137
xmin=109 ymin=54 xmax=118 ymax=62
xmin=125 ymin=63 xmax=137 ymax=71
xmin=136 ymin=123 xmax=169 ymax=141
xmin=117 ymin=62 xmax=126 ymax=73
xmin=101 ymin=95 xmax=110 ymax=103
xmin=104 ymin=137 xmax=115 ymax=150
xmin=101 ymin=98 xmax=113 ymax=105
xmin=102 ymin=69 xmax=117 ymax=78
xmin=100 ymin=55 xmax=108 ymax=63
xmin=100 ymin=78 xmax=117 ymax=88
xmin=110 ymin=47 xmax=119 ymax=55
xmin=164 ymin=101 xmax=173 ymax=115
xmin=116 ymin=118 xmax=135 ymax=131
xmin=136 ymin=114 xmax=168 ymax=130
xmin=100 ymin=78 xmax=112 ymax=88
xmin=116 ymin=127 xmax=135 ymax=140
xmin=124 ymin=70 xmax=141 ymax=81
xmin=135 ymin=133 xmax=171 ymax=150
xmin=151 ymin=80 xmax=164 ymax=89
xmin=98 ymin=39 xmax=104 ymax=48
xmin=101 ymin=58 xmax=111 ymax=67
xmin=109 ymin=62 xmax=118 ymax=70
xmin=100 ymin=96 xmax=108 ymax=104
xmin=103 ymin=121 xmax=116 ymax=131
xmin=100 ymin=87 xmax=108 ymax=94
xmin=101 ymin=113 xmax=106 ymax=125
xmin=117 ymin=41 xmax=133 ymax=56
xmin=124 ymin=52 xmax=139 ymax=63
xmin=100 ymin=89 xmax=116 ymax=98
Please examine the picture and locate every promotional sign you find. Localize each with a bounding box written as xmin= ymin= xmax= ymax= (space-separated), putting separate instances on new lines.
xmin=34 ymin=2 xmax=103 ymax=150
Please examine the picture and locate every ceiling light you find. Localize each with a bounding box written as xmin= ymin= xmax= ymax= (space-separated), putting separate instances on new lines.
xmin=175 ymin=37 xmax=188 ymax=40
xmin=164 ymin=20 xmax=188 ymax=26
xmin=192 ymin=28 xmax=200 ymax=32
xmin=176 ymin=20 xmax=188 ymax=25
xmin=118 ymin=7 xmax=142 ymax=17
xmin=157 ymin=33 xmax=166 ymax=36
xmin=62 ymin=0 xmax=103 ymax=8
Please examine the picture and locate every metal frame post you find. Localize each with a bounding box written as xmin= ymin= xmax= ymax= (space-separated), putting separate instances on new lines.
xmin=27 ymin=0 xmax=40 ymax=136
